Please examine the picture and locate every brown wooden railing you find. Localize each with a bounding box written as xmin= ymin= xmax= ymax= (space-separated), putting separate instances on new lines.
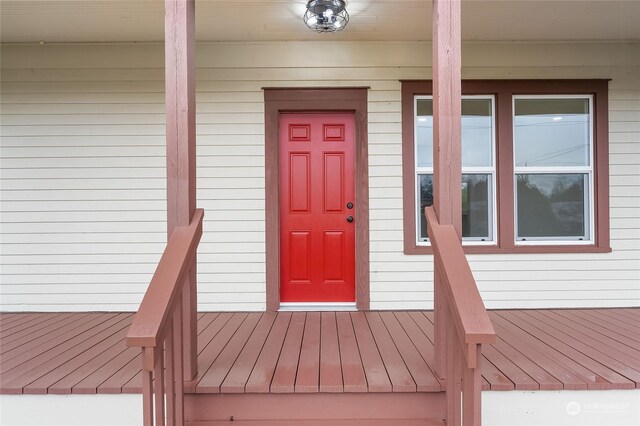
xmin=425 ymin=206 xmax=495 ymax=426
xmin=126 ymin=208 xmax=204 ymax=426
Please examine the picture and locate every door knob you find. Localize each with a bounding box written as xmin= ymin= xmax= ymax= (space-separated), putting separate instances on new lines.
xmin=347 ymin=216 xmax=354 ymax=223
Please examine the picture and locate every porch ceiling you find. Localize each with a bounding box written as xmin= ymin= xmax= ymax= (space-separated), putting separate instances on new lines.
xmin=1 ymin=0 xmax=639 ymax=43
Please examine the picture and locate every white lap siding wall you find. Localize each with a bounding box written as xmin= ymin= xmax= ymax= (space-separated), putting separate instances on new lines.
xmin=0 ymin=42 xmax=638 ymax=311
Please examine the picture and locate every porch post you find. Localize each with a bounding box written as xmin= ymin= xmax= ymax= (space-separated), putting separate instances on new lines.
xmin=432 ymin=0 xmax=462 ymax=378
xmin=165 ymin=0 xmax=198 ymax=380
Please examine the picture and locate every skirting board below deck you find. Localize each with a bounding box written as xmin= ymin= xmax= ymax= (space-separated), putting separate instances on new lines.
xmin=1 ymin=391 xmax=639 ymax=426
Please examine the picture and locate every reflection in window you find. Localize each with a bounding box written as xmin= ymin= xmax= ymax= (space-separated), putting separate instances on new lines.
xmin=419 ymin=174 xmax=492 ymax=241
xmin=516 ymin=174 xmax=588 ymax=239
xmin=514 ymin=96 xmax=593 ymax=242
xmin=415 ymin=96 xmax=495 ymax=244
xmin=515 ymin=98 xmax=590 ymax=167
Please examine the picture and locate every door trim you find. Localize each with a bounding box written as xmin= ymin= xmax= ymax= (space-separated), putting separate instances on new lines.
xmin=264 ymin=87 xmax=370 ymax=312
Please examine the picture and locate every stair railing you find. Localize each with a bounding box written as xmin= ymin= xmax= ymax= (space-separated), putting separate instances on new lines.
xmin=126 ymin=208 xmax=204 ymax=426
xmin=425 ymin=206 xmax=496 ymax=426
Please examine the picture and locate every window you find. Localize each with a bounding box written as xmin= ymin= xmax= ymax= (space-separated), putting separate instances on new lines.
xmin=401 ymin=80 xmax=610 ymax=254
xmin=513 ymin=96 xmax=593 ymax=243
xmin=415 ymin=96 xmax=496 ymax=244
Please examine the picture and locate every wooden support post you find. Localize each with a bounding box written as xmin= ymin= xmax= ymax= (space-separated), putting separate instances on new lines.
xmin=432 ymin=0 xmax=462 ymax=378
xmin=165 ymin=0 xmax=198 ymax=380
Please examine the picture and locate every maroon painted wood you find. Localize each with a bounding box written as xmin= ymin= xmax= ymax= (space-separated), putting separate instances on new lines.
xmin=245 ymin=312 xmax=292 ymax=393
xmin=586 ymin=309 xmax=640 ymax=336
xmin=1 ymin=313 xmax=111 ymax=368
xmin=221 ymin=312 xmax=277 ymax=393
xmin=3 ymin=309 xmax=640 ymax=402
xmin=573 ymin=309 xmax=640 ymax=344
xmin=184 ymin=393 xmax=445 ymax=423
xmin=431 ymin=0 xmax=463 ymax=384
xmin=126 ymin=209 xmax=203 ymax=348
xmin=0 ymin=313 xmax=50 ymax=335
xmin=365 ymin=311 xmax=416 ymax=392
xmin=335 ymin=312 xmax=368 ymax=393
xmin=192 ymin=313 xmax=246 ymax=391
xmin=490 ymin=313 xmax=590 ymax=390
xmin=126 ymin=201 xmax=202 ymax=423
xmin=183 ymin=421 xmax=443 ymax=426
xmin=541 ymin=310 xmax=640 ymax=365
xmin=295 ymin=312 xmax=321 ymax=393
xmin=506 ymin=310 xmax=633 ymax=390
xmin=164 ymin=0 xmax=198 ymax=381
xmin=0 ymin=313 xmax=60 ymax=339
xmin=480 ymin=343 xmax=538 ymax=390
xmin=425 ymin=207 xmax=495 ymax=346
xmin=1 ymin=314 xmax=126 ymax=391
xmin=98 ymin=352 xmax=142 ymax=394
xmin=350 ymin=312 xmax=393 ymax=392
xmin=516 ymin=311 xmax=640 ymax=384
xmin=197 ymin=313 xmax=262 ymax=393
xmin=320 ymin=312 xmax=344 ymax=392
xmin=1 ymin=313 xmax=89 ymax=353
xmin=398 ymin=312 xmax=442 ymax=387
xmin=271 ymin=312 xmax=306 ymax=393
xmin=380 ymin=312 xmax=441 ymax=391
xmin=560 ymin=310 xmax=640 ymax=350
xmin=25 ymin=320 xmax=132 ymax=394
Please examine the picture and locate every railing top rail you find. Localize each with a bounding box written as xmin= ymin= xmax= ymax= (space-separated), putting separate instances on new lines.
xmin=425 ymin=206 xmax=495 ymax=346
xmin=126 ymin=208 xmax=204 ymax=349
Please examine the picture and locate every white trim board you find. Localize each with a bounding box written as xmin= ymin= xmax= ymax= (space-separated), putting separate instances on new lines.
xmin=0 ymin=394 xmax=142 ymax=426
xmin=1 ymin=391 xmax=638 ymax=426
xmin=278 ymin=302 xmax=357 ymax=312
xmin=484 ymin=390 xmax=640 ymax=426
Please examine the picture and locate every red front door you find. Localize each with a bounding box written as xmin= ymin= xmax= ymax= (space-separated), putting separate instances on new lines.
xmin=279 ymin=113 xmax=356 ymax=303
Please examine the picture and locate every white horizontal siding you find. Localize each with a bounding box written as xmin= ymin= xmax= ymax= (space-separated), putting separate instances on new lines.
xmin=1 ymin=41 xmax=639 ymax=311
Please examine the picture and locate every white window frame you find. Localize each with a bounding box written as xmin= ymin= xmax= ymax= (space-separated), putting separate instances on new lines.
xmin=414 ymin=95 xmax=498 ymax=246
xmin=512 ymin=94 xmax=595 ymax=245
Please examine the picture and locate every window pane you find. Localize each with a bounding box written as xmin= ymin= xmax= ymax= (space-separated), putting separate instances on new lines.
xmin=418 ymin=174 xmax=434 ymax=241
xmin=418 ymin=174 xmax=491 ymax=241
xmin=462 ymin=99 xmax=493 ymax=167
xmin=416 ymin=98 xmax=493 ymax=168
xmin=516 ymin=174 xmax=588 ymax=239
xmin=514 ymin=98 xmax=590 ymax=167
xmin=416 ymin=99 xmax=433 ymax=168
xmin=462 ymin=174 xmax=491 ymax=239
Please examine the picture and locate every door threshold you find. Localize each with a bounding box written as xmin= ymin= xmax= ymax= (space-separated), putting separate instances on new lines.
xmin=279 ymin=302 xmax=357 ymax=312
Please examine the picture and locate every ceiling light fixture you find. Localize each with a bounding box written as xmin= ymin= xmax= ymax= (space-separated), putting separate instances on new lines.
xmin=304 ymin=0 xmax=349 ymax=33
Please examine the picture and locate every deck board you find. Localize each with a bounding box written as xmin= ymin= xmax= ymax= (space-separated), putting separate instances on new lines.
xmin=221 ymin=312 xmax=277 ymax=393
xmin=0 ymin=309 xmax=638 ymax=395
xmin=319 ymin=312 xmax=343 ymax=392
xmin=503 ymin=311 xmax=628 ymax=390
xmin=270 ymin=312 xmax=305 ymax=393
xmin=295 ymin=312 xmax=321 ymax=393
xmin=335 ymin=312 xmax=368 ymax=392
xmin=245 ymin=311 xmax=291 ymax=393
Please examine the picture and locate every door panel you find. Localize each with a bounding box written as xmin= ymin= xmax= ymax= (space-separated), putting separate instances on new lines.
xmin=280 ymin=113 xmax=356 ymax=303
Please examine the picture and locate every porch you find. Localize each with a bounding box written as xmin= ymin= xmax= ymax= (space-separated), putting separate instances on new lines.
xmin=1 ymin=309 xmax=639 ymax=423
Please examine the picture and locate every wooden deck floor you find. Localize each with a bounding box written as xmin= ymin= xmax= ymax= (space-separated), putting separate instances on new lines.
xmin=0 ymin=309 xmax=639 ymax=395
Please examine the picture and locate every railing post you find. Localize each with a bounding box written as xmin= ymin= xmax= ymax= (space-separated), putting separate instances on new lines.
xmin=463 ymin=345 xmax=483 ymax=426
xmin=164 ymin=0 xmax=198 ymax=381
xmin=445 ymin=305 xmax=462 ymax=426
xmin=173 ymin=301 xmax=185 ymax=425
xmin=154 ymin=347 xmax=166 ymax=426
xmin=142 ymin=348 xmax=154 ymax=426
xmin=431 ymin=0 xmax=463 ymax=378
xmin=127 ymin=210 xmax=203 ymax=426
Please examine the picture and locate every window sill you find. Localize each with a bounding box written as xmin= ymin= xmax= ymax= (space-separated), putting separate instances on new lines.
xmin=404 ymin=244 xmax=612 ymax=255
